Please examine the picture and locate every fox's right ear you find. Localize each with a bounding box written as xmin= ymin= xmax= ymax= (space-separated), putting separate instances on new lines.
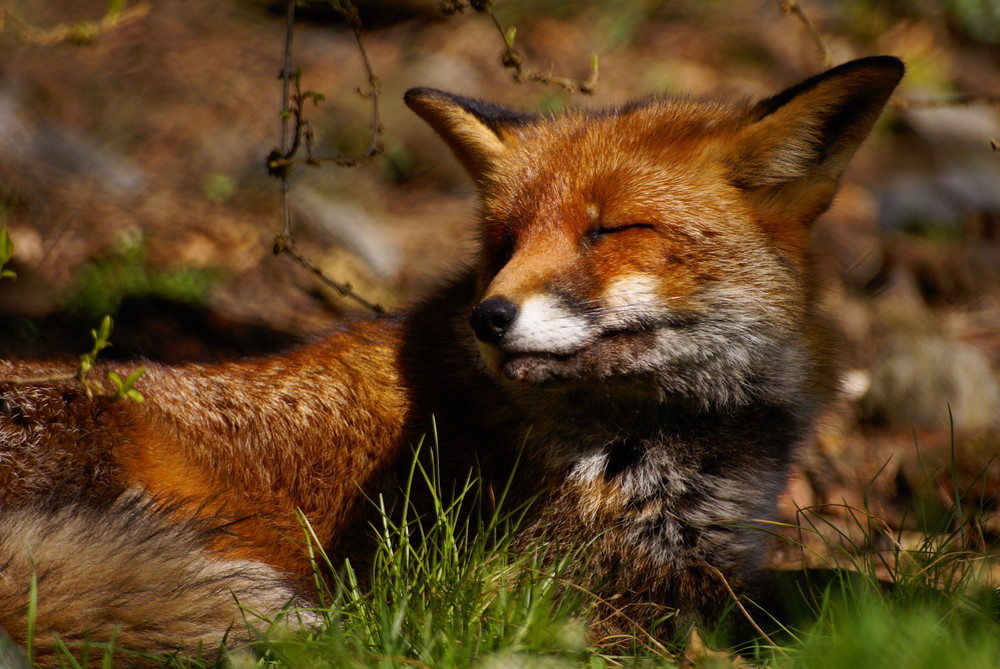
xmin=730 ymin=56 xmax=904 ymax=227
xmin=405 ymin=88 xmax=535 ymax=182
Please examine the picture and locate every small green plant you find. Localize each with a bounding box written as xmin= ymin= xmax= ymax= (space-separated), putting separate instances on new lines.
xmin=77 ymin=314 xmax=115 ymax=379
xmin=75 ymin=315 xmax=144 ymax=401
xmin=8 ymin=315 xmax=146 ymax=403
xmin=107 ymin=367 xmax=146 ymax=402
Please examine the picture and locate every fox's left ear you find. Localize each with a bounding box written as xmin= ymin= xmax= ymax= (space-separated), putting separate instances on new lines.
xmin=731 ymin=56 xmax=904 ymax=223
xmin=405 ymin=87 xmax=536 ymax=183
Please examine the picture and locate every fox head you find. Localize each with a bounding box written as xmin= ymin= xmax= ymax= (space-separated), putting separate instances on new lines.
xmin=406 ymin=57 xmax=903 ymax=409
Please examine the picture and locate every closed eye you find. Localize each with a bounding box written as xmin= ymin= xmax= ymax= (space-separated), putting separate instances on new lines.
xmin=589 ymin=222 xmax=657 ymax=241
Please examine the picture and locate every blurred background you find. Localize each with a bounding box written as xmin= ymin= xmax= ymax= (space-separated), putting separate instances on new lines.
xmin=0 ymin=0 xmax=998 ymax=574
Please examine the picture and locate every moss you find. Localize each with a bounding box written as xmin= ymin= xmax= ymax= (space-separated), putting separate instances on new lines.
xmin=68 ymin=232 xmax=219 ymax=321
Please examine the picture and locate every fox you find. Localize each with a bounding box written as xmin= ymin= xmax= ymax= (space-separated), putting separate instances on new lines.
xmin=0 ymin=55 xmax=904 ymax=664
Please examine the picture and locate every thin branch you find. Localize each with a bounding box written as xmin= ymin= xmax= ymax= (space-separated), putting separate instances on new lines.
xmin=776 ymin=0 xmax=832 ymax=68
xmin=8 ymin=365 xmax=109 ymax=397
xmin=272 ymin=233 xmax=384 ymax=314
xmin=279 ymin=0 xmax=295 ymax=164
xmin=8 ymin=371 xmax=76 ymax=385
xmin=268 ymin=0 xmax=384 ymax=315
xmin=266 ymin=0 xmax=382 ymax=174
xmin=445 ymin=0 xmax=598 ymax=94
xmin=342 ymin=1 xmax=383 ymax=166
xmin=486 ymin=7 xmax=598 ymax=94
xmin=278 ymin=0 xmax=295 ymax=241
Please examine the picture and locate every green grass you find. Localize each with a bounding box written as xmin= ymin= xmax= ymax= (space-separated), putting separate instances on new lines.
xmin=242 ymin=438 xmax=601 ymax=669
xmin=789 ymin=590 xmax=1000 ymax=669
xmin=31 ymin=435 xmax=999 ymax=669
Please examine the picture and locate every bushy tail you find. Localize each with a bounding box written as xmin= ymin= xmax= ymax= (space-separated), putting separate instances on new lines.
xmin=0 ymin=493 xmax=314 ymax=667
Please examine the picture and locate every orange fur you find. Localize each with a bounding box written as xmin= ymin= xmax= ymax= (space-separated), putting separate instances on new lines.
xmin=0 ymin=56 xmax=903 ymax=661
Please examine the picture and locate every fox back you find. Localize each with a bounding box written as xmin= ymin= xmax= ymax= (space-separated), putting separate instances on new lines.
xmin=0 ymin=56 xmax=903 ymax=662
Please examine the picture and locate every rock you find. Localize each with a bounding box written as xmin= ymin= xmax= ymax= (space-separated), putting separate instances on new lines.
xmin=860 ymin=334 xmax=1000 ymax=430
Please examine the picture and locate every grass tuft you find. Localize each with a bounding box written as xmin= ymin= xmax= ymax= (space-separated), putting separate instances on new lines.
xmin=253 ymin=434 xmax=597 ymax=668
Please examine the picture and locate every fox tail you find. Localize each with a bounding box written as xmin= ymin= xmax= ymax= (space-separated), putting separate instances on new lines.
xmin=0 ymin=493 xmax=314 ymax=666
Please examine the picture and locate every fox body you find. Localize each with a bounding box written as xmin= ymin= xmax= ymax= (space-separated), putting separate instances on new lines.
xmin=0 ymin=56 xmax=903 ymax=662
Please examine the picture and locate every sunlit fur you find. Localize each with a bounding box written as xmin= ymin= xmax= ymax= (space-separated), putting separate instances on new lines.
xmin=0 ymin=56 xmax=903 ymax=658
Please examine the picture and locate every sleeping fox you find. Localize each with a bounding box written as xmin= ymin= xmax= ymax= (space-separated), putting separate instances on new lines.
xmin=0 ymin=56 xmax=903 ymax=663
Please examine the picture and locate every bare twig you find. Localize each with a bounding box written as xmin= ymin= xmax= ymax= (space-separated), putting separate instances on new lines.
xmin=8 ymin=369 xmax=140 ymax=400
xmin=273 ymin=0 xmax=297 ymax=246
xmin=266 ymin=0 xmax=382 ymax=175
xmin=272 ymin=233 xmax=384 ymax=313
xmin=268 ymin=0 xmax=384 ymax=315
xmin=1 ymin=2 xmax=151 ymax=46
xmin=8 ymin=371 xmax=77 ymax=386
xmin=343 ymin=1 xmax=383 ymax=166
xmin=278 ymin=0 xmax=296 ymax=169
xmin=776 ymin=0 xmax=833 ymax=67
xmin=445 ymin=0 xmax=598 ymax=94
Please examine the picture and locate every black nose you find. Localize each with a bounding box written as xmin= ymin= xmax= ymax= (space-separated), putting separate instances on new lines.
xmin=470 ymin=297 xmax=518 ymax=344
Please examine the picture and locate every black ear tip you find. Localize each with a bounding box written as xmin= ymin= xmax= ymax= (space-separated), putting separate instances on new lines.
xmin=882 ymin=55 xmax=906 ymax=83
xmin=835 ymin=55 xmax=906 ymax=82
xmin=856 ymin=54 xmax=904 ymax=69
xmin=881 ymin=55 xmax=905 ymax=73
xmin=757 ymin=55 xmax=905 ymax=118
xmin=404 ymin=88 xmax=538 ymax=131
xmin=404 ymin=87 xmax=443 ymax=108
